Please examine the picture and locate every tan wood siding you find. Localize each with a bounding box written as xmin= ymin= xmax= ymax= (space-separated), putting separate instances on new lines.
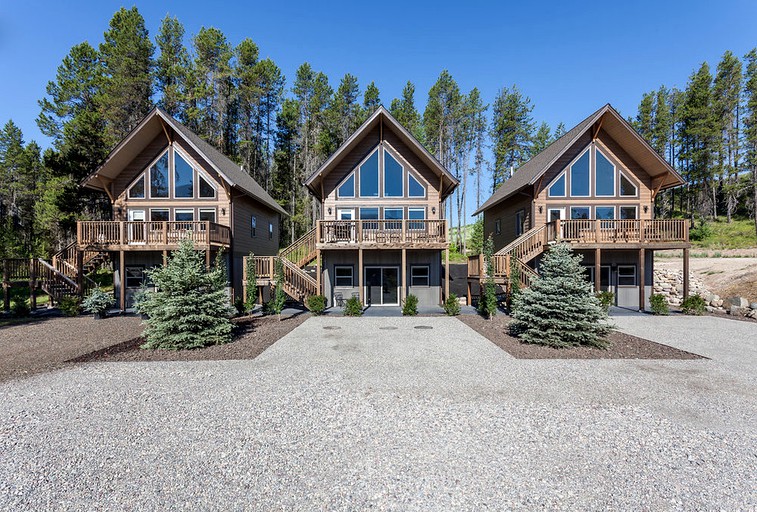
xmin=231 ymin=192 xmax=280 ymax=257
xmin=483 ymin=193 xmax=532 ymax=251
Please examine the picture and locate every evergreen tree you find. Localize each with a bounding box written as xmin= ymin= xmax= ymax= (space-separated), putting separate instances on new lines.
xmin=139 ymin=239 xmax=234 ymax=350
xmin=552 ymin=122 xmax=566 ymax=140
xmin=511 ymin=243 xmax=610 ymax=348
xmin=423 ymin=70 xmax=461 ymax=169
xmin=362 ymin=81 xmax=381 ymax=118
xmin=256 ymin=58 xmax=285 ymax=191
xmin=272 ymin=98 xmax=305 ymax=244
xmin=155 ymin=14 xmax=190 ymax=117
xmin=324 ymin=73 xmax=361 ymax=153
xmin=633 ymin=92 xmax=655 ymax=141
xmin=490 ymin=85 xmax=534 ymax=190
xmin=744 ymin=49 xmax=757 ymax=236
xmin=713 ymin=50 xmax=743 ymax=222
xmin=99 ymin=6 xmax=155 ymax=144
xmin=390 ymin=80 xmax=422 ymax=140
xmin=468 ymin=88 xmax=488 ymax=212
xmin=652 ymin=86 xmax=673 ymax=158
xmin=531 ymin=121 xmax=552 ymax=155
xmin=235 ymin=38 xmax=263 ymax=180
xmin=477 ymin=235 xmax=497 ymax=319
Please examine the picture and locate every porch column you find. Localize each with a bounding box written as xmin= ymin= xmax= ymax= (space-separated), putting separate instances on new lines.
xmin=162 ymin=250 xmax=168 ymax=266
xmin=316 ymin=249 xmax=321 ymax=295
xmin=639 ymin=248 xmax=646 ymax=311
xmin=2 ymin=259 xmax=9 ymax=311
xmin=358 ymin=248 xmax=364 ymax=304
xmin=594 ymin=248 xmax=601 ymax=293
xmin=29 ymin=259 xmax=36 ymax=310
xmin=683 ymin=247 xmax=690 ymax=299
xmin=76 ymin=249 xmax=84 ymax=295
xmin=401 ymin=248 xmax=406 ymax=303
xmin=119 ymin=250 xmax=126 ymax=311
xmin=444 ymin=247 xmax=450 ymax=302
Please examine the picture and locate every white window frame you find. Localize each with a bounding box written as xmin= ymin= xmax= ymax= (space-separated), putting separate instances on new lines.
xmin=619 ymin=205 xmax=638 ymax=220
xmin=407 ymin=207 xmax=425 ymax=230
xmin=147 ymin=149 xmax=171 ymax=199
xmin=619 ymin=170 xmax=639 ymax=197
xmin=595 ymin=206 xmax=616 ymax=220
xmin=197 ymin=170 xmax=217 ymax=199
xmin=172 ymin=147 xmax=196 ymax=200
xmin=336 ymin=171 xmax=356 ymax=198
xmin=410 ymin=265 xmax=430 ymax=287
xmin=617 ymin=265 xmax=637 ymax=287
xmin=407 ymin=171 xmax=427 ymax=198
xmin=358 ymin=147 xmax=380 ymax=198
xmin=334 ymin=265 xmax=354 ymax=287
xmin=174 ymin=208 xmax=195 ymax=222
xmin=594 ymin=146 xmax=616 ymax=197
xmin=568 ymin=146 xmax=592 ymax=198
xmin=383 ymin=147 xmax=405 ymax=198
xmin=127 ymin=175 xmax=146 ymax=199
xmin=569 ymin=206 xmax=591 ymax=220
xmin=149 ymin=208 xmax=170 ymax=222
xmin=547 ymin=171 xmax=567 ymax=198
xmin=337 ymin=208 xmax=355 ymax=220
xmin=198 ymin=208 xmax=217 ymax=223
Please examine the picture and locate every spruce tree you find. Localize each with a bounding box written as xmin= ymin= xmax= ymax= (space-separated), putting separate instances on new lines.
xmin=362 ymin=81 xmax=381 ymax=117
xmin=490 ymin=85 xmax=535 ymax=189
xmin=155 ymin=14 xmax=190 ymax=117
xmin=390 ymin=81 xmax=422 ymax=140
xmin=477 ymin=235 xmax=497 ymax=319
xmin=139 ymin=239 xmax=233 ymax=350
xmin=511 ymin=243 xmax=610 ymax=348
xmin=531 ymin=121 xmax=552 ymax=155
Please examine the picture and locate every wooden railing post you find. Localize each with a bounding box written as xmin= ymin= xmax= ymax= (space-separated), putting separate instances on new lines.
xmin=269 ymin=256 xmax=274 ymax=279
xmin=401 ymin=220 xmax=406 ymax=243
xmin=76 ymin=222 xmax=82 ymax=246
xmin=29 ymin=259 xmax=37 ymax=310
xmin=206 ymin=221 xmax=211 ymax=246
xmin=356 ymin=220 xmax=362 ymax=243
xmin=119 ymin=221 xmax=125 ymax=245
xmin=163 ymin=221 xmax=168 ymax=245
xmin=316 ymin=220 xmax=322 ymax=244
xmin=595 ymin=219 xmax=601 ymax=243
xmin=2 ymin=260 xmax=9 ymax=312
xmin=555 ymin=219 xmax=561 ymax=241
xmin=639 ymin=219 xmax=645 ymax=243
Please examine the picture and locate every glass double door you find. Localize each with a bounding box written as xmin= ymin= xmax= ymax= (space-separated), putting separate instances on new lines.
xmin=365 ymin=267 xmax=399 ymax=306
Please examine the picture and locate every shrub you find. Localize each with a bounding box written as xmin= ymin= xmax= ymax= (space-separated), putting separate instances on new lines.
xmin=59 ymin=295 xmax=81 ymax=317
xmin=681 ymin=294 xmax=706 ymax=315
xmin=510 ymin=243 xmax=611 ymax=348
xmin=649 ymin=294 xmax=670 ymax=315
xmin=233 ymin=298 xmax=246 ymax=316
xmin=266 ymin=259 xmax=287 ymax=320
xmin=689 ymin=220 xmax=713 ymax=242
xmin=508 ymin=262 xmax=521 ymax=312
xmin=132 ymin=285 xmax=150 ymax=317
xmin=11 ymin=298 xmax=30 ymax=318
xmin=344 ymin=296 xmax=363 ymax=316
xmin=444 ymin=293 xmax=461 ymax=316
xmin=305 ymin=295 xmax=327 ymax=315
xmin=138 ymin=239 xmax=234 ymax=350
xmin=245 ymin=252 xmax=257 ymax=311
xmin=596 ymin=291 xmax=615 ymax=313
xmin=477 ymin=235 xmax=498 ymax=319
xmin=402 ymin=294 xmax=419 ymax=316
xmin=82 ymin=288 xmax=115 ymax=317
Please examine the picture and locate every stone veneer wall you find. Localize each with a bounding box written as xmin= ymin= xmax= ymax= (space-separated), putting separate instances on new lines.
xmin=653 ymin=268 xmax=757 ymax=318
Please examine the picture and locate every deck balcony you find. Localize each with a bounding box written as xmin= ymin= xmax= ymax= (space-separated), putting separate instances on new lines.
xmin=549 ymin=218 xmax=689 ymax=249
xmin=77 ymin=221 xmax=231 ymax=251
xmin=316 ymin=219 xmax=448 ymax=249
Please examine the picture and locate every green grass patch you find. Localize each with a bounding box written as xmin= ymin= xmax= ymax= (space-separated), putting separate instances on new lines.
xmin=691 ymin=217 xmax=757 ymax=250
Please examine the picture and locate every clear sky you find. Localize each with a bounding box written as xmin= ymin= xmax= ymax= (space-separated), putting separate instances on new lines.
xmin=1 ymin=0 xmax=755 ymax=163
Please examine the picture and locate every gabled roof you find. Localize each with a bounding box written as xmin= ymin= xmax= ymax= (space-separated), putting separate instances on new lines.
xmin=81 ymin=108 xmax=288 ymax=217
xmin=304 ymin=106 xmax=459 ymax=200
xmin=473 ymin=103 xmax=685 ymax=216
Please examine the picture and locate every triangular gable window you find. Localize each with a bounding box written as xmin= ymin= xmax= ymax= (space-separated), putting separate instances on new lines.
xmin=620 ymin=172 xmax=637 ymax=196
xmin=338 ymin=173 xmax=355 ymax=198
xmin=128 ymin=175 xmax=145 ymax=198
xmin=548 ymin=173 xmax=565 ymax=197
xmin=199 ymin=173 xmax=216 ymax=198
xmin=359 ymin=149 xmax=379 ymax=197
xmin=408 ymin=173 xmax=425 ymax=197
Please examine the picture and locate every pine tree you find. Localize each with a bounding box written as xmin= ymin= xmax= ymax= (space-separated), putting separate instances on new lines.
xmin=490 ymin=85 xmax=535 ymax=190
xmin=531 ymin=121 xmax=552 ymax=155
xmin=744 ymin=49 xmax=757 ymax=236
xmin=552 ymin=122 xmax=566 ymax=140
xmin=256 ymin=58 xmax=285 ymax=191
xmin=713 ymin=50 xmax=743 ymax=222
xmin=423 ymin=70 xmax=461 ymax=169
xmin=362 ymin=81 xmax=381 ymax=118
xmin=390 ymin=81 xmax=422 ymax=140
xmin=155 ymin=14 xmax=190 ymax=117
xmin=99 ymin=6 xmax=155 ymax=144
xmin=324 ymin=73 xmax=361 ymax=153
xmin=139 ymin=239 xmax=234 ymax=350
xmin=511 ymin=243 xmax=610 ymax=348
xmin=633 ymin=92 xmax=655 ymax=140
xmin=235 ymin=38 xmax=263 ymax=181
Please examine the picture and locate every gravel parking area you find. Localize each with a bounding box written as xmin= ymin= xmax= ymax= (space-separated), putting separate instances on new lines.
xmin=1 ymin=315 xmax=756 ymax=510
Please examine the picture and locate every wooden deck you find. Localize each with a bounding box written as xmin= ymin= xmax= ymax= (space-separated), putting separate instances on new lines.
xmin=77 ymin=221 xmax=231 ymax=251
xmin=316 ymin=219 xmax=447 ymax=250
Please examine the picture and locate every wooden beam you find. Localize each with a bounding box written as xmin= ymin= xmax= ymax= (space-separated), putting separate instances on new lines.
xmin=592 ymin=115 xmax=604 ymax=141
xmin=159 ymin=117 xmax=172 ymax=144
xmin=316 ymin=249 xmax=321 ymax=295
xmin=595 ymin=248 xmax=601 ymax=293
xmin=683 ymin=247 xmax=690 ymax=299
xmin=401 ymin=248 xmax=406 ymax=304
xmin=639 ymin=248 xmax=646 ymax=311
xmin=358 ymin=248 xmax=364 ymax=305
xmin=444 ymin=247 xmax=450 ymax=302
xmin=97 ymin=176 xmax=115 ymax=203
xmin=651 ymin=176 xmax=665 ymax=201
xmin=119 ymin=250 xmax=126 ymax=311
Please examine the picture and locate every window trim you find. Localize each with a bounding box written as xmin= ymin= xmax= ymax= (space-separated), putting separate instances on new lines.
xmin=148 ymin=150 xmax=171 ymax=199
xmin=569 ymin=206 xmax=591 ymax=220
xmin=149 ymin=208 xmax=170 ymax=222
xmin=410 ymin=265 xmax=430 ymax=287
xmin=407 ymin=171 xmax=427 ymax=198
xmin=595 ymin=206 xmax=616 ymax=220
xmin=407 ymin=207 xmax=425 ymax=230
xmin=382 ymin=147 xmax=404 ymax=197
xmin=198 ymin=208 xmax=217 ymax=223
xmin=172 ymin=147 xmax=196 ymax=200
xmin=358 ymin=147 xmax=380 ymax=198
xmin=336 ymin=172 xmax=356 ymax=198
xmin=251 ymin=215 xmax=257 ymax=238
xmin=495 ymin=218 xmax=502 ymax=235
xmin=617 ymin=265 xmax=637 ymax=287
xmin=127 ymin=175 xmax=146 ymax=199
xmin=594 ymin=146 xmax=616 ymax=197
xmin=334 ymin=265 xmax=354 ymax=288
xmin=547 ymin=171 xmax=567 ymax=198
xmin=197 ymin=170 xmax=217 ymax=199
xmin=619 ymin=170 xmax=639 ymax=197
xmin=174 ymin=208 xmax=195 ymax=222
xmin=568 ymin=146 xmax=592 ymax=198
xmin=619 ymin=205 xmax=638 ymax=220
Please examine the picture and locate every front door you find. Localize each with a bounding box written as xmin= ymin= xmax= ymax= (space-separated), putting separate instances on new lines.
xmin=364 ymin=266 xmax=400 ymax=306
xmin=548 ymin=208 xmax=565 ymax=238
xmin=127 ymin=209 xmax=146 ymax=244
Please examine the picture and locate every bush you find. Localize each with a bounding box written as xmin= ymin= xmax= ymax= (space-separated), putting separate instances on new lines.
xmin=689 ymin=220 xmax=713 ymax=242
xmin=245 ymin=252 xmax=257 ymax=311
xmin=443 ymin=293 xmax=461 ymax=316
xmin=138 ymin=239 xmax=234 ymax=350
xmin=649 ymin=294 xmax=670 ymax=315
xmin=681 ymin=294 xmax=706 ymax=315
xmin=305 ymin=294 xmax=327 ymax=315
xmin=596 ymin=291 xmax=615 ymax=313
xmin=478 ymin=235 xmax=498 ymax=319
xmin=82 ymin=288 xmax=115 ymax=317
xmin=344 ymin=296 xmax=363 ymax=316
xmin=510 ymin=243 xmax=611 ymax=348
xmin=233 ymin=298 xmax=246 ymax=316
xmin=132 ymin=285 xmax=150 ymax=317
xmin=266 ymin=259 xmax=287 ymax=319
xmin=11 ymin=298 xmax=30 ymax=318
xmin=402 ymin=294 xmax=419 ymax=316
xmin=59 ymin=295 xmax=81 ymax=317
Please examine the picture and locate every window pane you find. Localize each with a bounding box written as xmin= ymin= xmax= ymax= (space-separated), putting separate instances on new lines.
xmin=150 ymin=209 xmax=169 ymax=222
xmin=174 ymin=151 xmax=194 ymax=198
xmin=570 ymin=150 xmax=590 ymax=196
xmin=548 ymin=174 xmax=565 ymax=197
xmin=384 ymin=208 xmax=403 ymax=220
xmin=129 ymin=176 xmax=145 ymax=198
xmin=199 ymin=209 xmax=216 ymax=222
xmin=618 ymin=266 xmax=636 ymax=286
xmin=408 ymin=208 xmax=425 ymax=229
xmin=359 ymin=150 xmax=379 ymax=197
xmin=335 ymin=266 xmax=353 ymax=287
xmin=251 ymin=216 xmax=256 ymax=237
xmin=269 ymin=222 xmax=273 ymax=239
xmin=595 ymin=149 xmax=615 ymax=196
xmin=150 ymin=153 xmax=169 ymax=198
xmin=199 ymin=174 xmax=215 ymax=198
xmin=410 ymin=266 xmax=429 ymax=286
xmin=570 ymin=207 xmax=590 ymax=220
xmin=175 ymin=210 xmax=194 ymax=221
xmin=125 ymin=267 xmax=144 ymax=288
xmin=384 ymin=151 xmax=403 ymax=197
xmin=408 ymin=173 xmax=425 ymax=197
xmin=620 ymin=206 xmax=637 ymax=220
xmin=620 ymin=173 xmax=637 ymax=196
xmin=338 ymin=173 xmax=355 ymax=197
xmin=596 ymin=207 xmax=615 ymax=220
xmin=360 ymin=208 xmax=379 ymax=220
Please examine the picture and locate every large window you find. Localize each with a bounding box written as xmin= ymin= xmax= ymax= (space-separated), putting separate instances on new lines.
xmin=595 ymin=206 xmax=615 ymax=220
xmin=338 ymin=174 xmax=355 ymax=197
xmin=199 ymin=208 xmax=216 ymax=223
xmin=548 ymin=173 xmax=566 ymax=197
xmin=408 ymin=173 xmax=425 ymax=197
xmin=334 ymin=266 xmax=353 ymax=287
xmin=174 ymin=151 xmax=194 ymax=198
xmin=359 ymin=150 xmax=379 ymax=197
xmin=129 ymin=176 xmax=145 ymax=199
xmin=360 ymin=207 xmax=379 ymax=230
xmin=408 ymin=208 xmax=425 ymax=230
xmin=199 ymin=174 xmax=216 ymax=198
xmin=150 ymin=208 xmax=169 ymax=222
xmin=595 ymin=149 xmax=615 ymax=196
xmin=410 ymin=266 xmax=430 ymax=287
xmin=383 ymin=151 xmax=403 ymax=197
xmin=620 ymin=172 xmax=637 ymax=196
xmin=570 ymin=206 xmax=590 ymax=220
xmin=384 ymin=208 xmax=403 ymax=229
xmin=570 ymin=150 xmax=590 ymax=196
xmin=174 ymin=209 xmax=194 ymax=222
xmin=619 ymin=206 xmax=637 ymax=220
xmin=150 ymin=153 xmax=169 ymax=198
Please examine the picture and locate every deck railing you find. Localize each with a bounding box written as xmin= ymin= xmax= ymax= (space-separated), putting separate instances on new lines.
xmin=318 ymin=219 xmax=447 ymax=245
xmin=551 ymin=219 xmax=688 ymax=244
xmin=77 ymin=221 xmax=231 ymax=248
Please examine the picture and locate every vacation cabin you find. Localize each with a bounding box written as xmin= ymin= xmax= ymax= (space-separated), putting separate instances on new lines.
xmin=472 ymin=104 xmax=690 ymax=311
xmin=303 ymin=107 xmax=458 ymax=308
xmin=79 ymin=108 xmax=286 ymax=310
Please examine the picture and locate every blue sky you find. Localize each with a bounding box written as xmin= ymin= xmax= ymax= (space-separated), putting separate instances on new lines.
xmin=1 ymin=1 xmax=755 ymax=165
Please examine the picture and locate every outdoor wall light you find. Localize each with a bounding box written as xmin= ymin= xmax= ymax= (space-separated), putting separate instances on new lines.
xmin=538 ymin=205 xmax=543 ymax=214
xmin=432 ymin=207 xmax=436 ymax=215
xmin=328 ymin=207 xmax=332 ymax=215
xmin=643 ymin=205 xmax=648 ymax=213
xmin=221 ymin=208 xmax=226 ymax=216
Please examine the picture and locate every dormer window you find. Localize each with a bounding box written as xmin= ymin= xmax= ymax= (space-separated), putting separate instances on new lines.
xmin=127 ymin=147 xmax=217 ymax=200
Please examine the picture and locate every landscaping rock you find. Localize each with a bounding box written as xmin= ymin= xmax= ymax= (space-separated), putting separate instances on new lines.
xmin=729 ymin=305 xmax=745 ymax=316
xmin=750 ymin=302 xmax=757 ymax=310
xmin=724 ymin=296 xmax=749 ymax=310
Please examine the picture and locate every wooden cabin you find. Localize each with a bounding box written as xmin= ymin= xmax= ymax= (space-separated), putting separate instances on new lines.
xmin=303 ymin=106 xmax=458 ymax=308
xmin=472 ymin=104 xmax=690 ymax=311
xmin=79 ymin=108 xmax=287 ymax=310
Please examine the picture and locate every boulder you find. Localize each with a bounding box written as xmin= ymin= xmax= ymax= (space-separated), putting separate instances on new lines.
xmin=724 ymin=296 xmax=749 ymax=309
xmin=750 ymin=302 xmax=757 ymax=310
xmin=729 ymin=305 xmax=745 ymax=316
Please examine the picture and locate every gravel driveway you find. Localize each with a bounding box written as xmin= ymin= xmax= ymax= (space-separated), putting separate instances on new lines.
xmin=1 ymin=315 xmax=756 ymax=510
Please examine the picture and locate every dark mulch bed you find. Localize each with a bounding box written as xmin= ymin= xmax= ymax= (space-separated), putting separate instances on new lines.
xmin=458 ymin=314 xmax=704 ymax=360
xmin=69 ymin=313 xmax=309 ymax=363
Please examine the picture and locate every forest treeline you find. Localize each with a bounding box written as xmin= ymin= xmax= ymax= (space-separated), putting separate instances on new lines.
xmin=1 ymin=6 xmax=756 ymax=259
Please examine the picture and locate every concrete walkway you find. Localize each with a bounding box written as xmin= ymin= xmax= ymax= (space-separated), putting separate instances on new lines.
xmin=1 ymin=315 xmax=755 ymax=510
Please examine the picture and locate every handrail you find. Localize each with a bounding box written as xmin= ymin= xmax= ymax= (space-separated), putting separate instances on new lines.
xmin=280 ymin=227 xmax=316 ymax=266
xmin=77 ymin=221 xmax=231 ymax=247
xmin=318 ymin=219 xmax=447 ymax=245
xmin=554 ymin=219 xmax=688 ymax=244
